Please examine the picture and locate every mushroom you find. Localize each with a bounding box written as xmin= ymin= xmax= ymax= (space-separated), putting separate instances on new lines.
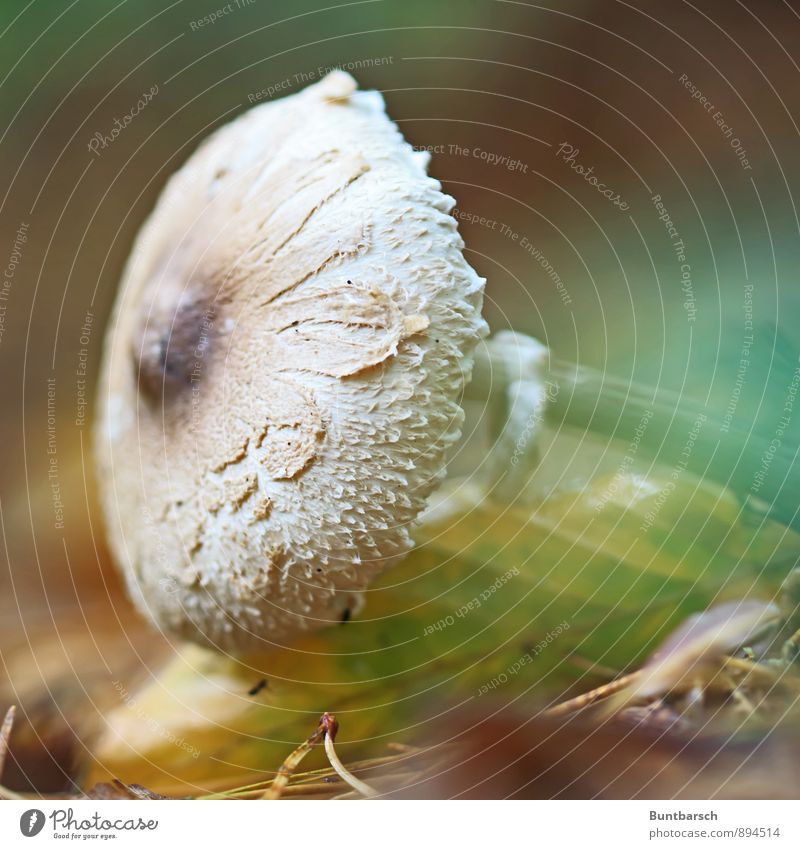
xmin=95 ymin=71 xmax=487 ymax=652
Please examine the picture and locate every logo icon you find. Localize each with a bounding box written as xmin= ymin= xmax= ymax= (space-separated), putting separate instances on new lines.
xmin=19 ymin=810 xmax=46 ymax=837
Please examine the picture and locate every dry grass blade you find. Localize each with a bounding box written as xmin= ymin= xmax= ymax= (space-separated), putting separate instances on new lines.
xmin=541 ymin=601 xmax=800 ymax=734
xmin=202 ymin=737 xmax=452 ymax=800
xmin=722 ymin=656 xmax=784 ymax=685
xmin=259 ymin=717 xmax=328 ymax=800
xmin=600 ymin=600 xmax=781 ymax=717
xmin=543 ymin=672 xmax=640 ymax=718
xmin=637 ymin=600 xmax=779 ymax=698
xmin=198 ymin=753 xmax=406 ymax=800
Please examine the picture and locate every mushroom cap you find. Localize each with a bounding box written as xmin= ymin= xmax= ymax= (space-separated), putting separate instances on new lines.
xmin=95 ymin=71 xmax=486 ymax=652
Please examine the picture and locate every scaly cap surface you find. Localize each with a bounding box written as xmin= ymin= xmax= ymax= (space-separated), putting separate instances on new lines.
xmin=95 ymin=72 xmax=486 ymax=652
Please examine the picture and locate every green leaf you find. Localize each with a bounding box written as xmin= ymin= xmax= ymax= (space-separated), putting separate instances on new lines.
xmin=87 ymin=471 xmax=800 ymax=794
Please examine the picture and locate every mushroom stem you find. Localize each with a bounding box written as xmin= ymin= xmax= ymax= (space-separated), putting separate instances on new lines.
xmin=469 ymin=332 xmax=800 ymax=529
xmin=466 ymin=332 xmax=552 ymax=499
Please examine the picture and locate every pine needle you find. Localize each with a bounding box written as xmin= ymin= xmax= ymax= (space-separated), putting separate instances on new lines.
xmin=198 ymin=747 xmax=442 ymax=800
xmin=320 ymin=713 xmax=378 ymax=798
xmin=258 ymin=713 xmax=378 ymax=800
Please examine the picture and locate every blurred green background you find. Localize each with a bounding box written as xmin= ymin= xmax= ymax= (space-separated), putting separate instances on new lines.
xmin=3 ymin=0 xmax=800 ymax=631
xmin=2 ymin=0 xmax=800 ymax=781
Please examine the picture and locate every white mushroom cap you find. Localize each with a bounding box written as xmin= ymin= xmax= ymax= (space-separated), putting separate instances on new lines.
xmin=95 ymin=71 xmax=486 ymax=652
